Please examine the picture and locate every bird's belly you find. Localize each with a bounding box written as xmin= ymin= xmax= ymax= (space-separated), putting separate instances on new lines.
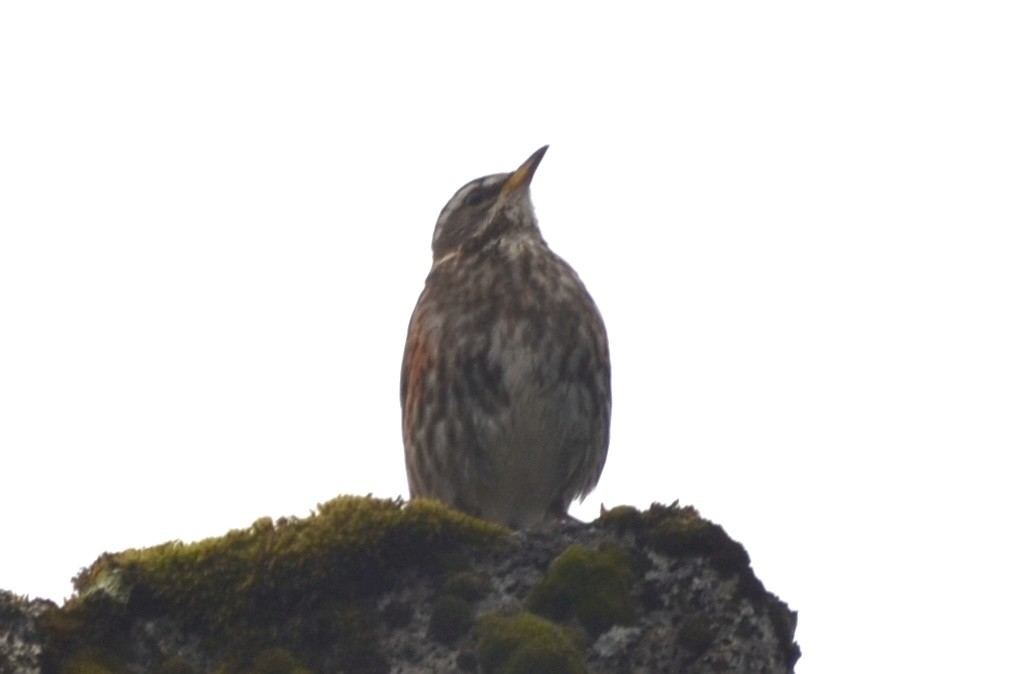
xmin=467 ymin=349 xmax=594 ymax=525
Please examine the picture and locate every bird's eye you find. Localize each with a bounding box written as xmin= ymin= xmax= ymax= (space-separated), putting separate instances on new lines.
xmin=463 ymin=189 xmax=488 ymax=207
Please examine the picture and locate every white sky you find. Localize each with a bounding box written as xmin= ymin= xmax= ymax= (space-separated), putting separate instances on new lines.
xmin=1 ymin=3 xmax=1016 ymax=672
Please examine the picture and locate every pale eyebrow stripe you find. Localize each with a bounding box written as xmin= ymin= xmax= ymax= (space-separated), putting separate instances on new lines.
xmin=436 ymin=172 xmax=510 ymax=229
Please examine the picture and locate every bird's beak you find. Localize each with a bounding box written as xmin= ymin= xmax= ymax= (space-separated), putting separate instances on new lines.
xmin=502 ymin=145 xmax=549 ymax=196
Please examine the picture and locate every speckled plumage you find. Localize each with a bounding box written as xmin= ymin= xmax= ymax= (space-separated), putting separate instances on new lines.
xmin=400 ymin=147 xmax=611 ymax=528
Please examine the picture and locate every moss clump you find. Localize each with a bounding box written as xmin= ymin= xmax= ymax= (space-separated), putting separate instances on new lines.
xmin=427 ymin=570 xmax=491 ymax=645
xmin=71 ymin=497 xmax=505 ymax=626
xmin=647 ymin=505 xmax=750 ymax=576
xmin=476 ymin=613 xmax=585 ymax=674
xmin=48 ymin=497 xmax=507 ymax=673
xmin=598 ymin=502 xmax=753 ymax=584
xmin=443 ymin=570 xmax=492 ymax=602
xmin=41 ymin=593 xmax=133 ymax=674
xmin=0 ymin=589 xmax=33 ymax=619
xmin=428 ymin=595 xmax=474 ymax=645
xmin=595 ymin=505 xmax=642 ymax=533
xmin=526 ymin=545 xmax=637 ymax=636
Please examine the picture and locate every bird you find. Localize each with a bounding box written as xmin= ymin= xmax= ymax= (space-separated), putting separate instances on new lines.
xmin=400 ymin=146 xmax=611 ymax=528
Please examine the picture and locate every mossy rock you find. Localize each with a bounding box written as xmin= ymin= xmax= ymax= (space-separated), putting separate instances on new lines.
xmin=647 ymin=506 xmax=750 ymax=574
xmin=443 ymin=570 xmax=493 ymax=602
xmin=599 ymin=502 xmax=754 ymax=582
xmin=26 ymin=498 xmax=798 ymax=673
xmin=476 ymin=612 xmax=586 ymax=674
xmin=45 ymin=496 xmax=508 ymax=673
xmin=527 ymin=544 xmax=638 ymax=636
xmin=599 ymin=502 xmax=799 ymax=665
xmin=594 ymin=504 xmax=643 ymax=533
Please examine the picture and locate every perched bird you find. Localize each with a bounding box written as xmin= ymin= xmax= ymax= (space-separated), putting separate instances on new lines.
xmin=400 ymin=146 xmax=611 ymax=528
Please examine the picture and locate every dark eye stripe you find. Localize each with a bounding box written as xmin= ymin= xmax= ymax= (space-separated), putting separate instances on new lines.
xmin=463 ymin=184 xmax=498 ymax=207
xmin=463 ymin=189 xmax=488 ymax=206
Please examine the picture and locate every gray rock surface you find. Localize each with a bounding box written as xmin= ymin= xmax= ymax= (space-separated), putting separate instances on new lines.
xmin=377 ymin=517 xmax=798 ymax=673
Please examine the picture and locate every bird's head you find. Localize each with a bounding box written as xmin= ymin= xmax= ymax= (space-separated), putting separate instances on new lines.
xmin=431 ymin=145 xmax=549 ymax=262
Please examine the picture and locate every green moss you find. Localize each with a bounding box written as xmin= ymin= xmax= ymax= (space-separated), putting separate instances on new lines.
xmin=526 ymin=544 xmax=637 ymax=636
xmin=595 ymin=505 xmax=642 ymax=533
xmin=476 ymin=613 xmax=586 ymax=674
xmin=47 ymin=496 xmax=507 ymax=674
xmin=598 ymin=502 xmax=754 ymax=584
xmin=41 ymin=593 xmax=133 ymax=673
xmin=443 ymin=570 xmax=492 ymax=602
xmin=648 ymin=506 xmax=749 ymax=575
xmin=74 ymin=497 xmax=504 ymax=623
xmin=422 ymin=567 xmax=491 ymax=646
xmin=0 ymin=589 xmax=33 ymax=619
xmin=428 ymin=595 xmax=474 ymax=644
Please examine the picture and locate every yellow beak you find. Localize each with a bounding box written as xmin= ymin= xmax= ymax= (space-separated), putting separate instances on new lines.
xmin=502 ymin=145 xmax=549 ymax=196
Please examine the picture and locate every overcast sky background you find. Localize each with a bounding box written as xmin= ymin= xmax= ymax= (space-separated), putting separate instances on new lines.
xmin=2 ymin=3 xmax=1016 ymax=672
